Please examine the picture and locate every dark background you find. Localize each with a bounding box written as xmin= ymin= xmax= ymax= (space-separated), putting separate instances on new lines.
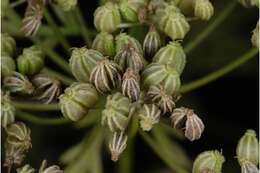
xmin=2 ymin=0 xmax=259 ymax=172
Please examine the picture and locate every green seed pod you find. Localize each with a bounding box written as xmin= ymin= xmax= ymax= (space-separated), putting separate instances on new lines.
xmin=157 ymin=5 xmax=190 ymax=40
xmin=142 ymin=63 xmax=181 ymax=95
xmin=92 ymin=32 xmax=115 ymax=57
xmin=69 ymin=47 xmax=105 ymax=82
xmin=236 ymin=129 xmax=259 ymax=165
xmin=119 ymin=0 xmax=139 ymax=22
xmin=122 ymin=68 xmax=140 ymax=102
xmin=4 ymin=144 xmax=26 ymax=167
xmin=192 ymin=150 xmax=225 ymax=173
xmin=238 ymin=0 xmax=258 ymax=7
xmin=90 ymin=59 xmax=122 ymax=93
xmin=153 ymin=41 xmax=186 ymax=74
xmin=251 ymin=21 xmax=259 ymax=48
xmin=115 ymin=33 xmax=143 ymax=55
xmin=1 ymin=52 xmax=16 ymax=77
xmin=32 ymin=73 xmax=61 ymax=104
xmin=240 ymin=160 xmax=259 ymax=173
xmin=3 ymin=72 xmax=35 ymax=95
xmin=59 ymin=83 xmax=99 ymax=121
xmin=109 ymin=132 xmax=128 ymax=162
xmin=55 ymin=0 xmax=77 ymax=11
xmin=200 ymin=169 xmax=216 ymax=173
xmin=94 ymin=2 xmax=121 ymax=33
xmin=143 ymin=25 xmax=162 ymax=60
xmin=1 ymin=33 xmax=16 ymax=56
xmin=1 ymin=92 xmax=15 ymax=128
xmin=102 ymin=92 xmax=130 ymax=132
xmin=17 ymin=46 xmax=45 ymax=75
xmin=114 ymin=43 xmax=144 ymax=72
xmin=147 ymin=85 xmax=176 ymax=114
xmin=194 ymin=0 xmax=214 ymax=21
xmin=6 ymin=122 xmax=32 ymax=151
xmin=17 ymin=164 xmax=35 ymax=173
xmin=138 ymin=104 xmax=161 ymax=131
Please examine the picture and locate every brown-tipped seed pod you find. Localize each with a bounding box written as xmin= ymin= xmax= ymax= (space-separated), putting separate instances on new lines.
xmin=171 ymin=107 xmax=204 ymax=141
xmin=251 ymin=21 xmax=259 ymax=48
xmin=115 ymin=33 xmax=143 ymax=55
xmin=153 ymin=41 xmax=186 ymax=74
xmin=55 ymin=0 xmax=77 ymax=11
xmin=240 ymin=160 xmax=259 ymax=173
xmin=21 ymin=1 xmax=44 ymax=36
xmin=90 ymin=59 xmax=122 ymax=93
xmin=143 ymin=25 xmax=162 ymax=60
xmin=142 ymin=63 xmax=181 ymax=95
xmin=236 ymin=129 xmax=259 ymax=165
xmin=4 ymin=144 xmax=26 ymax=167
xmin=147 ymin=85 xmax=176 ymax=114
xmin=1 ymin=52 xmax=16 ymax=77
xmin=3 ymin=72 xmax=35 ymax=95
xmin=1 ymin=33 xmax=16 ymax=56
xmin=32 ymin=73 xmax=61 ymax=104
xmin=192 ymin=150 xmax=225 ymax=173
xmin=59 ymin=83 xmax=99 ymax=121
xmin=1 ymin=92 xmax=15 ymax=128
xmin=138 ymin=104 xmax=161 ymax=131
xmin=114 ymin=43 xmax=144 ymax=72
xmin=69 ymin=47 xmax=105 ymax=83
xmin=17 ymin=164 xmax=35 ymax=173
xmin=94 ymin=2 xmax=121 ymax=33
xmin=109 ymin=132 xmax=128 ymax=162
xmin=17 ymin=46 xmax=45 ymax=75
xmin=194 ymin=0 xmax=214 ymax=21
xmin=38 ymin=160 xmax=63 ymax=173
xmin=122 ymin=68 xmax=140 ymax=102
xmin=92 ymin=32 xmax=115 ymax=57
xmin=6 ymin=122 xmax=32 ymax=151
xmin=102 ymin=92 xmax=130 ymax=132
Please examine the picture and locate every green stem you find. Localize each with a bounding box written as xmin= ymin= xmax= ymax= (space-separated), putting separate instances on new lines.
xmin=74 ymin=7 xmax=92 ymax=47
xmin=16 ymin=110 xmax=70 ymax=125
xmin=184 ymin=1 xmax=237 ymax=54
xmin=180 ymin=48 xmax=258 ymax=93
xmin=42 ymin=67 xmax=75 ymax=85
xmin=13 ymin=101 xmax=60 ymax=111
xmin=44 ymin=9 xmax=71 ymax=50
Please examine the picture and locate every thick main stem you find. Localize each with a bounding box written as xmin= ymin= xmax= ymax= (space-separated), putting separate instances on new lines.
xmin=13 ymin=101 xmax=60 ymax=111
xmin=180 ymin=48 xmax=258 ymax=93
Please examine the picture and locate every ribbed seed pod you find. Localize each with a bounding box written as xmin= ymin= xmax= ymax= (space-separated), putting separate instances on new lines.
xmin=142 ymin=63 xmax=181 ymax=95
xmin=147 ymin=85 xmax=176 ymax=114
xmin=171 ymin=107 xmax=204 ymax=141
xmin=238 ymin=0 xmax=258 ymax=7
xmin=92 ymin=32 xmax=115 ymax=56
xmin=102 ymin=92 xmax=130 ymax=132
xmin=115 ymin=33 xmax=143 ymax=55
xmin=192 ymin=150 xmax=225 ymax=173
xmin=122 ymin=68 xmax=140 ymax=102
xmin=39 ymin=160 xmax=63 ymax=173
xmin=1 ymin=53 xmax=16 ymax=77
xmin=114 ymin=43 xmax=144 ymax=72
xmin=32 ymin=74 xmax=61 ymax=104
xmin=143 ymin=25 xmax=162 ymax=60
xmin=138 ymin=104 xmax=161 ymax=131
xmin=1 ymin=93 xmax=15 ymax=128
xmin=4 ymin=144 xmax=26 ymax=167
xmin=1 ymin=33 xmax=16 ymax=56
xmin=6 ymin=122 xmax=32 ymax=151
xmin=119 ymin=0 xmax=139 ymax=22
xmin=236 ymin=129 xmax=259 ymax=165
xmin=153 ymin=41 xmax=186 ymax=74
xmin=240 ymin=160 xmax=259 ymax=173
xmin=3 ymin=72 xmax=35 ymax=95
xmin=90 ymin=59 xmax=122 ymax=93
xmin=17 ymin=164 xmax=35 ymax=173
xmin=17 ymin=46 xmax=45 ymax=75
xmin=109 ymin=132 xmax=128 ymax=162
xmin=94 ymin=2 xmax=121 ymax=33
xmin=194 ymin=0 xmax=214 ymax=21
xmin=55 ymin=0 xmax=77 ymax=11
xmin=59 ymin=83 xmax=99 ymax=121
xmin=70 ymin=47 xmax=105 ymax=82
xmin=251 ymin=21 xmax=259 ymax=48
xmin=157 ymin=5 xmax=190 ymax=40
